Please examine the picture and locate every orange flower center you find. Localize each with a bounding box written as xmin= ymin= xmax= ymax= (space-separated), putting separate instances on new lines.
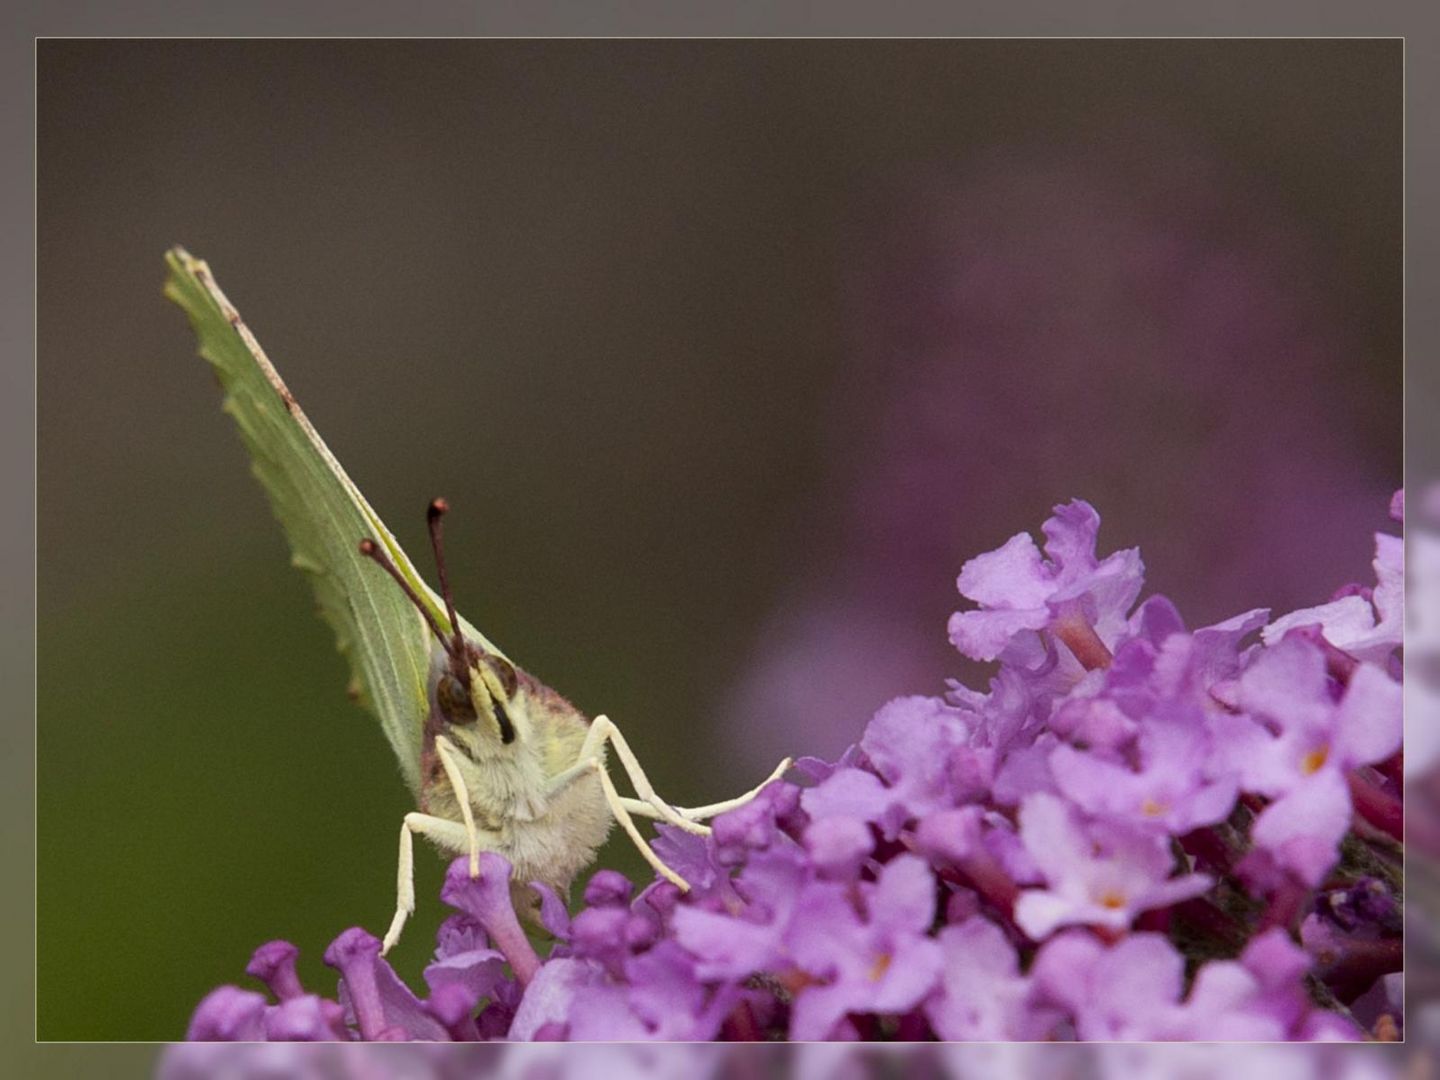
xmin=868 ymin=953 xmax=893 ymax=982
xmin=1301 ymin=745 xmax=1330 ymax=775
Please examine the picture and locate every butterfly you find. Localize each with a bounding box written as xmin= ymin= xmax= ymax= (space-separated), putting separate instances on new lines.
xmin=164 ymin=248 xmax=790 ymax=953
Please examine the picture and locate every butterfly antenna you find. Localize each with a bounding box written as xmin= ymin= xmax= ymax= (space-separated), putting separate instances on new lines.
xmin=426 ymin=497 xmax=467 ymax=661
xmin=358 ymin=537 xmax=452 ymax=651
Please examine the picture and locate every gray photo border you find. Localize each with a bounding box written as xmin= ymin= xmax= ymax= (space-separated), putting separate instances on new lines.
xmin=17 ymin=3 xmax=1430 ymax=1075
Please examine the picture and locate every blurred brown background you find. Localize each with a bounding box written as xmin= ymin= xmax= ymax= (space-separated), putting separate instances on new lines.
xmin=37 ymin=39 xmax=1399 ymax=1040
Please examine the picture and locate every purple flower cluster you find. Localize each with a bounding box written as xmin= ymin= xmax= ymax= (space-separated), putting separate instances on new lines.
xmin=188 ymin=496 xmax=1403 ymax=1041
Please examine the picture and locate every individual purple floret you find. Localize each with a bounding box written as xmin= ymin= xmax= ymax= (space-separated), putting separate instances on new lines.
xmin=439 ymin=853 xmax=542 ymax=986
xmin=184 ymin=493 xmax=1403 ymax=1042
xmin=1029 ymin=928 xmax=1359 ymax=1040
xmin=1262 ymin=525 xmax=1404 ymax=663
xmin=782 ymin=855 xmax=945 ymax=1039
xmin=1012 ymin=792 xmax=1212 ymax=940
xmin=1211 ymin=634 xmax=1402 ymax=886
xmin=947 ymin=499 xmax=1143 ymax=672
xmin=926 ymin=915 xmax=1050 ymax=1039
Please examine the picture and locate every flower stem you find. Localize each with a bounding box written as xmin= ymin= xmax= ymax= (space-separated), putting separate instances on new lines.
xmin=1347 ymin=770 xmax=1403 ymax=841
xmin=1052 ymin=612 xmax=1113 ymax=671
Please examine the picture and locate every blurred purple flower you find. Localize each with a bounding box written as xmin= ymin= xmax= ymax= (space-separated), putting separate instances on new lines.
xmin=725 ymin=133 xmax=1395 ymax=775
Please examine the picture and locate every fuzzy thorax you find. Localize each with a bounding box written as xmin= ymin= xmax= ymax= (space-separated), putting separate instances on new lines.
xmin=419 ymin=645 xmax=613 ymax=896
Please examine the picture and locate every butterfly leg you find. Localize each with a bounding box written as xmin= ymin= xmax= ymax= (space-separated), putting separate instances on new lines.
xmin=543 ymin=718 xmax=789 ymax=891
xmin=618 ymin=754 xmax=794 ymax=822
xmin=382 ymin=812 xmax=493 ymax=956
xmin=586 ymin=716 xmax=711 ymax=836
xmin=434 ymin=734 xmax=483 ymax=876
xmin=585 ymin=756 xmax=692 ymax=892
xmin=545 ymin=716 xmax=708 ymax=836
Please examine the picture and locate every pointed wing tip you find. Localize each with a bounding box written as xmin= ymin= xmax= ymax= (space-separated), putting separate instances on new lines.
xmin=164 ymin=245 xmax=196 ymax=275
xmin=162 ymin=247 xmax=206 ymax=304
xmin=164 ymin=246 xmax=218 ymax=289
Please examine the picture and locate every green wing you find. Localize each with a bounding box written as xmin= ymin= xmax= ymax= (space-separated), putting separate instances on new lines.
xmin=164 ymin=247 xmax=504 ymax=796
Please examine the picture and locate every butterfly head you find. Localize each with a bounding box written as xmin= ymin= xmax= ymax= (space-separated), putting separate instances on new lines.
xmin=432 ymin=640 xmax=524 ymax=751
xmin=359 ymin=498 xmax=531 ymax=755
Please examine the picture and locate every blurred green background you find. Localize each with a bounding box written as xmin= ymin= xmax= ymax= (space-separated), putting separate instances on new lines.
xmin=38 ymin=40 xmax=1399 ymax=1041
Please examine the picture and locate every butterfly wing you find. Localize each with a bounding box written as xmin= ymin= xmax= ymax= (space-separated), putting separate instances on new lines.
xmin=164 ymin=247 xmax=505 ymax=796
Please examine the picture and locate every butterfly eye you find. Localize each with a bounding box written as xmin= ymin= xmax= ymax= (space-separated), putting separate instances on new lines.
xmin=436 ymin=672 xmax=477 ymax=725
